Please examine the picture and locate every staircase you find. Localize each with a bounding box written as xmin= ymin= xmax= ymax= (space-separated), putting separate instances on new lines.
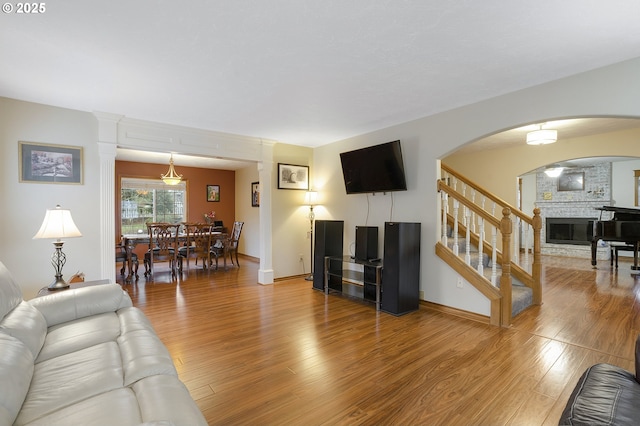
xmin=437 ymin=164 xmax=542 ymax=327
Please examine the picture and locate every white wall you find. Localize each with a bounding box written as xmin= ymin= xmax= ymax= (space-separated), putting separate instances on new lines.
xmin=271 ymin=143 xmax=314 ymax=278
xmin=612 ymin=158 xmax=640 ymax=207
xmin=521 ymin=174 xmax=536 ymax=217
xmin=235 ymin=164 xmax=260 ymax=258
xmin=0 ymin=98 xmax=102 ymax=299
xmin=313 ymin=57 xmax=640 ymax=317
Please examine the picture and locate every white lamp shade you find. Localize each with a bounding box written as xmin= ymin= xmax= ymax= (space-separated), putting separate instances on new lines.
xmin=33 ymin=205 xmax=82 ymax=240
xmin=304 ymin=191 xmax=318 ymax=206
xmin=526 ymin=129 xmax=558 ymax=145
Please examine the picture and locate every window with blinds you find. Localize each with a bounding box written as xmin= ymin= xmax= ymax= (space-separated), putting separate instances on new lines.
xmin=121 ymin=178 xmax=187 ymax=234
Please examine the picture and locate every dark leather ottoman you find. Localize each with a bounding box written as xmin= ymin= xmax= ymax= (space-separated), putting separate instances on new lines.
xmin=559 ymin=336 xmax=640 ymax=425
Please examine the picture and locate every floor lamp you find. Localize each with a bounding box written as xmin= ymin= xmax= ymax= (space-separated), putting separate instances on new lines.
xmin=33 ymin=205 xmax=83 ymax=290
xmin=304 ymin=191 xmax=318 ymax=281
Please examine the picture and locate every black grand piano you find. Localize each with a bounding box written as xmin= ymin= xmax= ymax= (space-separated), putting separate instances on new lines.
xmin=590 ymin=206 xmax=640 ymax=270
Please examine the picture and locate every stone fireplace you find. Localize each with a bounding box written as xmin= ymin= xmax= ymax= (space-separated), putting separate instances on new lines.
xmin=535 ymin=162 xmax=612 ymax=258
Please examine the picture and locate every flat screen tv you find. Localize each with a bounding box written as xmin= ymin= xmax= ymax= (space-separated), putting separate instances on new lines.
xmin=340 ymin=140 xmax=407 ymax=194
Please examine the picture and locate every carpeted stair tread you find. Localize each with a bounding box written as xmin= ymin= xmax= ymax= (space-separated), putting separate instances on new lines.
xmin=447 ymin=226 xmax=533 ymax=317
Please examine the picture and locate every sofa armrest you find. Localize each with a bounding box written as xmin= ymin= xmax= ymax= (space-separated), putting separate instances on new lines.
xmin=29 ymin=284 xmax=133 ymax=327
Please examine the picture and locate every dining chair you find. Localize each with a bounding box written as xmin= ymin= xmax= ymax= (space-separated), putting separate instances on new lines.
xmin=211 ymin=221 xmax=244 ymax=269
xmin=178 ymin=222 xmax=213 ymax=271
xmin=144 ymin=223 xmax=180 ymax=279
xmin=116 ymin=235 xmax=139 ymax=280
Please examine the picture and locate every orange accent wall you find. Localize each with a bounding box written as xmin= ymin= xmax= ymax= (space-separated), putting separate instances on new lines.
xmin=115 ymin=160 xmax=235 ymax=239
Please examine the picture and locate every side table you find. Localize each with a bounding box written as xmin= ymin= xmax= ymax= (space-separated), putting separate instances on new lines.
xmin=36 ymin=279 xmax=111 ymax=297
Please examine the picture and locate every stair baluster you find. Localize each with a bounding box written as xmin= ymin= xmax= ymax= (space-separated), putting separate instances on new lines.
xmin=465 ymin=207 xmax=471 ymax=265
xmin=513 ymin=216 xmax=521 ymax=264
xmin=452 ymin=199 xmax=460 ymax=256
xmin=477 ymin=216 xmax=484 ymax=276
xmin=441 ymin=191 xmax=448 ymax=246
xmin=471 ymin=189 xmax=477 ymax=234
xmin=491 ymin=226 xmax=498 ymax=286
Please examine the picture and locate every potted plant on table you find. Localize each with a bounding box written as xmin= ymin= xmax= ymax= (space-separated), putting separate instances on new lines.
xmin=204 ymin=211 xmax=216 ymax=224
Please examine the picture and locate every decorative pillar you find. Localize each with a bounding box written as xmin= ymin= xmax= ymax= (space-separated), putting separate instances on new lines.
xmin=94 ymin=112 xmax=122 ymax=283
xmin=258 ymin=141 xmax=274 ymax=284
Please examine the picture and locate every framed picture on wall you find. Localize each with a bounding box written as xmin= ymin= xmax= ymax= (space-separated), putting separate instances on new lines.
xmin=558 ymin=172 xmax=584 ymax=191
xmin=251 ymin=182 xmax=260 ymax=207
xmin=277 ymin=163 xmax=309 ymax=190
xmin=19 ymin=141 xmax=83 ymax=184
xmin=207 ymin=184 xmax=220 ymax=202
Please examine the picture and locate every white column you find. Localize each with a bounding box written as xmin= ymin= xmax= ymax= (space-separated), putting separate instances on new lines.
xmin=94 ymin=112 xmax=122 ymax=283
xmin=258 ymin=142 xmax=274 ymax=284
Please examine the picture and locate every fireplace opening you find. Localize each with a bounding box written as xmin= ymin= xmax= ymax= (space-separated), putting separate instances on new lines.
xmin=546 ymin=217 xmax=596 ymax=245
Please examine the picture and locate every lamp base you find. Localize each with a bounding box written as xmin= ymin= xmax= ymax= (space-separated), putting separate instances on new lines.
xmin=47 ymin=276 xmax=69 ymax=291
xmin=304 ymin=274 xmax=313 ymax=281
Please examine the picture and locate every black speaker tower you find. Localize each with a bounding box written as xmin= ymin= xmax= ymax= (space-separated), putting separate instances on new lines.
xmin=355 ymin=226 xmax=378 ymax=261
xmin=313 ymin=220 xmax=344 ymax=291
xmin=381 ymin=222 xmax=421 ymax=316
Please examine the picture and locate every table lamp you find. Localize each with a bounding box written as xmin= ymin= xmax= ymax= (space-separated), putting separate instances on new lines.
xmin=33 ymin=205 xmax=83 ymax=290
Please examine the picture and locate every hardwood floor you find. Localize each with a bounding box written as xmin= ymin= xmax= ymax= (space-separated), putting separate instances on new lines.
xmin=117 ymin=255 xmax=640 ymax=425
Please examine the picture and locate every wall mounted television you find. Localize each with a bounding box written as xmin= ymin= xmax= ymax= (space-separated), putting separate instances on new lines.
xmin=340 ymin=140 xmax=407 ymax=194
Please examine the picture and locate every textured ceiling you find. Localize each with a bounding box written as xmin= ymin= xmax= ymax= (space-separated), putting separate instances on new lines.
xmin=2 ymin=0 xmax=640 ymax=153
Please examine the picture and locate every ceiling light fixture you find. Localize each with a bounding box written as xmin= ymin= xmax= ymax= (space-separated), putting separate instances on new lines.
xmin=161 ymin=154 xmax=183 ymax=185
xmin=544 ymin=167 xmax=564 ymax=178
xmin=526 ymin=124 xmax=558 ymax=145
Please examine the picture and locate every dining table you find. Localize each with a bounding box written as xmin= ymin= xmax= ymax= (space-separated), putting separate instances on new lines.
xmin=122 ymin=231 xmax=226 ymax=282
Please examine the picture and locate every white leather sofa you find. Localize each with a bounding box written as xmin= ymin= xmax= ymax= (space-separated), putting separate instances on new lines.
xmin=0 ymin=261 xmax=207 ymax=426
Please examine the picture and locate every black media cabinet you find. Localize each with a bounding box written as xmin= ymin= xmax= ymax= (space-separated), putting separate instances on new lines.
xmin=324 ymin=256 xmax=383 ymax=310
xmin=314 ymin=220 xmax=421 ymax=316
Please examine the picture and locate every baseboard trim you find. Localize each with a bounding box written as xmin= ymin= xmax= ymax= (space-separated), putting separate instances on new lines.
xmin=274 ymin=274 xmax=308 ymax=282
xmin=420 ymin=300 xmax=490 ymax=325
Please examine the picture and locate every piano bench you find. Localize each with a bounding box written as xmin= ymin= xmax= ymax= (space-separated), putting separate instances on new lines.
xmin=610 ymin=243 xmax=636 ymax=269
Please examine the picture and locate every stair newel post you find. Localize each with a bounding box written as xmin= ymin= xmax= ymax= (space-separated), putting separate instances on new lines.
xmin=500 ymin=207 xmax=513 ymax=327
xmin=532 ymin=207 xmax=542 ymax=305
xmin=453 ymin=199 xmax=460 ymax=256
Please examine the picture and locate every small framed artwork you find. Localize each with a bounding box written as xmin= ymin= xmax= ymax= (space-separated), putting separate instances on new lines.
xmin=277 ymin=163 xmax=309 ymax=190
xmin=207 ymin=185 xmax=220 ymax=202
xmin=19 ymin=141 xmax=83 ymax=184
xmin=558 ymin=172 xmax=584 ymax=191
xmin=251 ymin=182 xmax=260 ymax=207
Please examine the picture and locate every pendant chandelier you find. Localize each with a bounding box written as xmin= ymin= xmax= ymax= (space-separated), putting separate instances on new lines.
xmin=161 ymin=154 xmax=183 ymax=185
